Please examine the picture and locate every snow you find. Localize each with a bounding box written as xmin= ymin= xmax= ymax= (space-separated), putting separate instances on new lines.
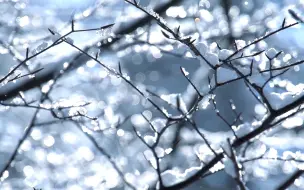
xmin=235 ymin=123 xmax=253 ymax=137
xmin=161 ymin=165 xmax=203 ymax=186
xmin=266 ymin=48 xmax=278 ymax=58
xmin=181 ymin=67 xmax=189 ymax=76
xmin=254 ymin=104 xmax=267 ymax=115
xmin=196 ymin=42 xmax=208 ymax=55
xmin=235 ymin=40 xmax=246 ymax=49
xmin=151 ymin=118 xmax=167 ymax=132
xmin=144 ymin=135 xmax=157 ymax=146
xmin=216 ymin=67 xmax=238 ymax=83
xmin=204 ymin=52 xmax=219 ymax=66
xmin=264 ymin=84 xmax=304 ymax=110
xmin=198 ymin=95 xmax=212 ymax=110
xmin=172 ymin=44 xmax=187 ymax=54
xmin=218 ymin=49 xmax=234 ymax=60
xmin=281 ymin=117 xmax=303 ymax=128
xmin=160 ymin=93 xmax=187 ymax=113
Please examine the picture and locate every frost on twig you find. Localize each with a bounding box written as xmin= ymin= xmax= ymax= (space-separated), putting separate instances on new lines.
xmin=2 ymin=1 xmax=304 ymax=190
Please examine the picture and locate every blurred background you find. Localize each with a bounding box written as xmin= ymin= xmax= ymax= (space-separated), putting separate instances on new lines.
xmin=1 ymin=0 xmax=304 ymax=189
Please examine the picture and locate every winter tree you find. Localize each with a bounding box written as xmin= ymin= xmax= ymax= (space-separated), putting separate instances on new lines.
xmin=0 ymin=0 xmax=304 ymax=189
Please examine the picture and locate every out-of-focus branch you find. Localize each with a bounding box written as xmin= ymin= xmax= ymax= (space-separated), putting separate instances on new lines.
xmin=276 ymin=170 xmax=304 ymax=190
xmin=125 ymin=2 xmax=304 ymax=188
xmin=0 ymin=106 xmax=40 ymax=181
xmin=73 ymin=122 xmax=137 ymax=190
xmin=165 ymin=93 xmax=304 ymax=189
xmin=221 ymin=0 xmax=235 ymax=46
xmin=0 ymin=0 xmax=184 ymax=101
